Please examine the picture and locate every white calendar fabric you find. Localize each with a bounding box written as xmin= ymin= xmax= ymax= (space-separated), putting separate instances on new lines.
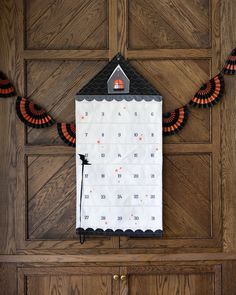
xmin=76 ymin=99 xmax=162 ymax=234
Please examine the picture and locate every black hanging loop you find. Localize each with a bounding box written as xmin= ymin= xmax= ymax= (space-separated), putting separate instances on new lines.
xmin=116 ymin=53 xmax=121 ymax=61
xmin=78 ymin=228 xmax=85 ymax=244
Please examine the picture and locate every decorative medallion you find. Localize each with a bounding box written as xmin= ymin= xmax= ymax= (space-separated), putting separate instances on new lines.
xmin=223 ymin=47 xmax=236 ymax=75
xmin=0 ymin=71 xmax=15 ymax=97
xmin=163 ymin=106 xmax=189 ymax=136
xmin=190 ymin=73 xmax=225 ymax=108
xmin=16 ymin=96 xmax=55 ymax=128
xmin=57 ymin=122 xmax=76 ymax=147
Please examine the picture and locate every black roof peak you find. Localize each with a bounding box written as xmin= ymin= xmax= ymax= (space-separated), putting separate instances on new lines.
xmin=77 ymin=53 xmax=161 ymax=96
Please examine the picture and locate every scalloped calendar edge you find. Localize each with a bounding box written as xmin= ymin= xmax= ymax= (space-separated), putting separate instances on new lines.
xmin=75 ymin=94 xmax=162 ymax=102
xmin=76 ymin=227 xmax=163 ymax=237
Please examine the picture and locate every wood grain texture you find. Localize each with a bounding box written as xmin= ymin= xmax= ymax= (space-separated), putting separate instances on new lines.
xmin=121 ymin=265 xmax=220 ymax=295
xmin=26 ymin=275 xmax=112 ymax=295
xmin=26 ymin=0 xmax=108 ymax=50
xmin=117 ymin=0 xmax=127 ymax=55
xmin=221 ymin=0 xmax=236 ymax=253
xmin=2 ymin=0 xmax=236 ymax=293
xmin=18 ymin=267 xmax=119 ymax=295
xmin=0 ymin=253 xmax=236 ymax=263
xmin=0 ymin=99 xmax=16 ymax=254
xmin=222 ymin=261 xmax=236 ymax=295
xmin=0 ymin=264 xmax=17 ymax=295
xmin=130 ymin=59 xmax=211 ymax=143
xmin=127 ymin=48 xmax=212 ymax=59
xmin=128 ymin=273 xmax=214 ymax=295
xmin=26 ymin=60 xmax=107 ymax=144
xmin=0 ymin=0 xmax=16 ymax=254
xmin=163 ymin=154 xmax=211 ymax=238
xmin=28 ymin=155 xmax=75 ymax=239
xmin=109 ymin=0 xmax=118 ymax=58
xmin=23 ymin=49 xmax=109 ymax=60
xmin=128 ymin=0 xmax=210 ymax=49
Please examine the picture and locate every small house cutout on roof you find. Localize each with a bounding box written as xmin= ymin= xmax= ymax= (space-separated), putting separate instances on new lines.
xmin=76 ymin=53 xmax=161 ymax=98
xmin=107 ymin=64 xmax=130 ymax=94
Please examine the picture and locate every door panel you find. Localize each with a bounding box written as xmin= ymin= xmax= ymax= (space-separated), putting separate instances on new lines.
xmin=128 ymin=0 xmax=210 ymax=49
xmin=18 ymin=267 xmax=119 ymax=295
xmin=120 ymin=265 xmax=221 ymax=295
xmin=129 ymin=273 xmax=214 ymax=295
xmin=26 ymin=0 xmax=108 ymax=50
xmin=1 ymin=0 xmax=236 ymax=293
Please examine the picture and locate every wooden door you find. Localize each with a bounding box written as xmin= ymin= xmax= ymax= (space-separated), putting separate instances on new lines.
xmin=12 ymin=0 xmax=221 ymax=255
xmin=1 ymin=0 xmax=236 ymax=294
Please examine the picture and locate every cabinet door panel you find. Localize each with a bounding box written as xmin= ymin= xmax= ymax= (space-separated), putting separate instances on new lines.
xmin=120 ymin=265 xmax=221 ymax=295
xmin=18 ymin=267 xmax=119 ymax=295
xmin=128 ymin=273 xmax=213 ymax=295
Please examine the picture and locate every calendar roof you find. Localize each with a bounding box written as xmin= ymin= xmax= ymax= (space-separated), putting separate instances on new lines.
xmin=76 ymin=53 xmax=162 ymax=97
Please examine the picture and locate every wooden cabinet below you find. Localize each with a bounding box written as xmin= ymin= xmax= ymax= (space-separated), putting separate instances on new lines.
xmin=17 ymin=264 xmax=221 ymax=295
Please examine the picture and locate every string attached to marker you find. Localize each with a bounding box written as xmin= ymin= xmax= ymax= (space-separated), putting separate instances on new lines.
xmin=78 ymin=154 xmax=91 ymax=244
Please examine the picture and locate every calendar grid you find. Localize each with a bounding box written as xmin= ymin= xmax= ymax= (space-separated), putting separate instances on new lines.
xmin=76 ymin=99 xmax=163 ymax=235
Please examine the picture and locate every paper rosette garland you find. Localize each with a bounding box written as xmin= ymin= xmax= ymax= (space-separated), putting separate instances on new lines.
xmin=163 ymin=72 xmax=225 ymax=136
xmin=2 ymin=47 xmax=235 ymax=142
xmin=223 ymin=47 xmax=236 ymax=75
xmin=163 ymin=106 xmax=189 ymax=136
xmin=57 ymin=122 xmax=76 ymax=147
xmin=0 ymin=71 xmax=15 ymax=97
xmin=16 ymin=96 xmax=55 ymax=128
xmin=189 ymin=73 xmax=225 ymax=108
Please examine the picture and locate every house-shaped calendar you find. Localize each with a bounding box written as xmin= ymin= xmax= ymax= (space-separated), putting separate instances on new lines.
xmin=76 ymin=54 xmax=163 ymax=240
